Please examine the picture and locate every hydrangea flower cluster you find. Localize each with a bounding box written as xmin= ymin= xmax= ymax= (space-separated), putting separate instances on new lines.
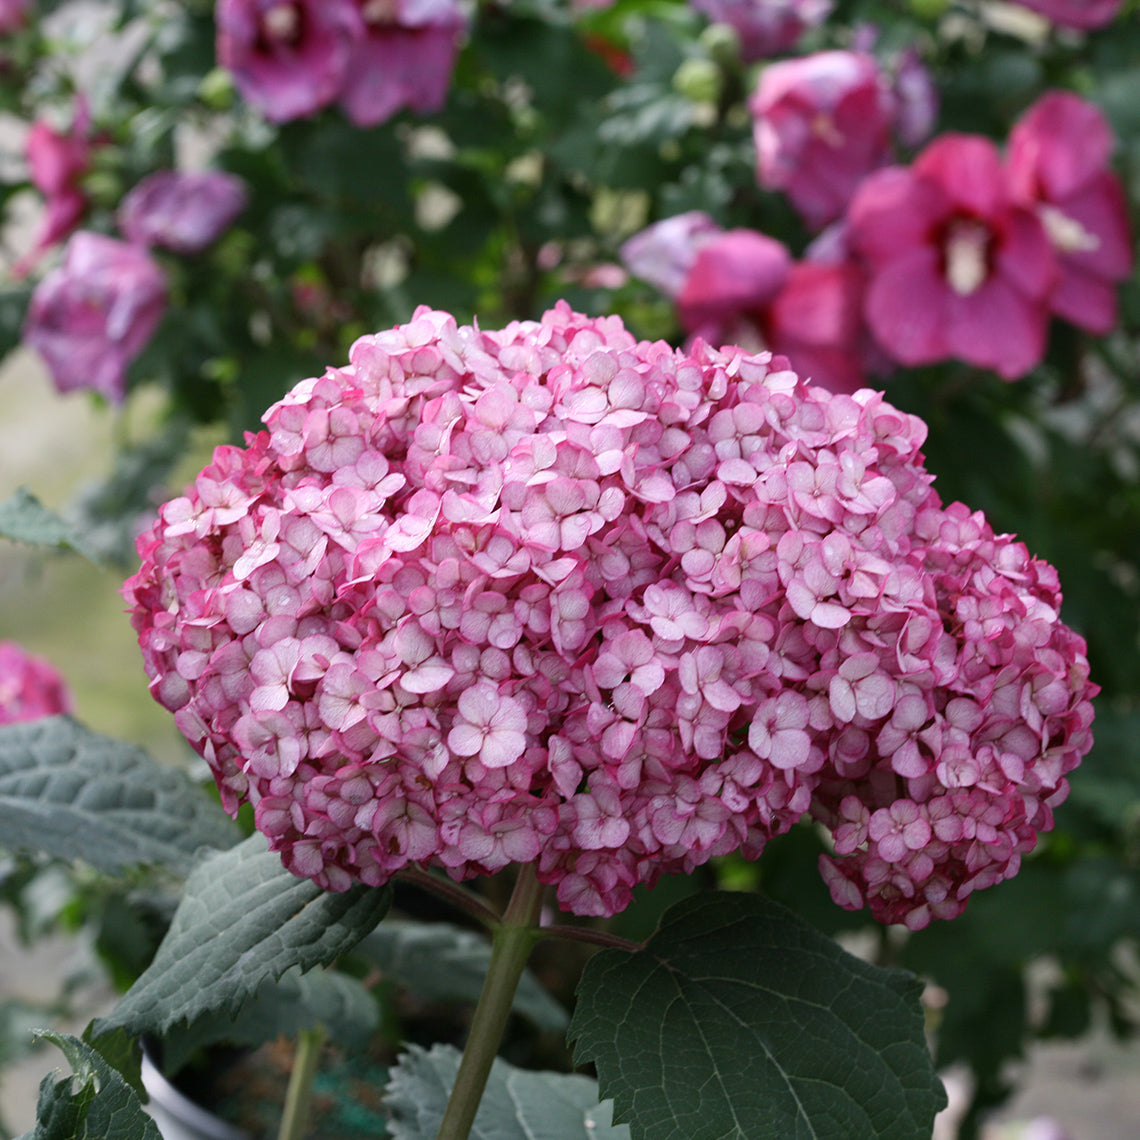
xmin=125 ymin=305 xmax=1096 ymax=927
xmin=0 ymin=641 xmax=72 ymax=725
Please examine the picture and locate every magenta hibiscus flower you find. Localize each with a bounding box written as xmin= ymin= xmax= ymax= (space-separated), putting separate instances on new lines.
xmin=1007 ymin=92 xmax=1134 ymax=335
xmin=674 ymin=228 xmax=873 ymax=394
xmin=339 ymin=0 xmax=467 ymax=128
xmin=216 ymin=0 xmax=360 ymax=123
xmin=751 ymin=50 xmax=894 ymax=231
xmin=676 ymin=228 xmax=793 ymax=343
xmin=1013 ymin=0 xmax=1124 ymax=28
xmin=848 ymin=133 xmax=1058 ymax=379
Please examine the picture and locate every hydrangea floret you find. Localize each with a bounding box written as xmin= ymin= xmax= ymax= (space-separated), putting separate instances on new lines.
xmin=125 ymin=304 xmax=1096 ymax=929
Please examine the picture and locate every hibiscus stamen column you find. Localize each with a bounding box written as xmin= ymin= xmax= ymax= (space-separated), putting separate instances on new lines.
xmin=436 ymin=863 xmax=546 ymax=1140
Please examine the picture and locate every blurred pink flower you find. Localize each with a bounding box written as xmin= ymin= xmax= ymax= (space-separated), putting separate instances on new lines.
xmin=692 ymin=0 xmax=832 ymax=61
xmin=126 ymin=303 xmax=1095 ymax=926
xmin=751 ymin=50 xmax=894 ymax=230
xmin=117 ymin=170 xmax=248 ymax=254
xmin=848 ymin=133 xmax=1057 ymax=379
xmin=216 ymin=0 xmax=360 ymax=122
xmin=888 ymin=47 xmax=939 ymax=149
xmin=23 ymin=231 xmax=167 ymax=402
xmin=339 ymin=0 xmax=467 ymax=128
xmin=620 ymin=211 xmax=722 ymax=298
xmin=1007 ymin=91 xmax=1134 ymax=335
xmin=675 ymin=228 xmax=871 ymax=393
xmin=766 ymin=260 xmax=870 ymax=394
xmin=0 ymin=0 xmax=30 ymax=33
xmin=1013 ymin=0 xmax=1124 ymax=28
xmin=14 ymin=97 xmax=96 ymax=277
xmin=677 ymin=228 xmax=792 ymax=340
xmin=0 ymin=642 xmax=72 ymax=725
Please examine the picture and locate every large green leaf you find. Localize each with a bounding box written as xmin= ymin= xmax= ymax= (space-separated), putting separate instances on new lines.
xmin=0 ymin=489 xmax=97 ymax=560
xmin=569 ymin=892 xmax=946 ymax=1140
xmin=95 ymin=832 xmax=392 ymax=1040
xmin=355 ymin=919 xmax=569 ymax=1032
xmin=0 ymin=717 xmax=240 ymax=876
xmin=158 ymin=965 xmax=380 ymax=1074
xmin=14 ymin=1031 xmax=160 ymax=1140
xmin=385 ymin=1043 xmax=629 ymax=1140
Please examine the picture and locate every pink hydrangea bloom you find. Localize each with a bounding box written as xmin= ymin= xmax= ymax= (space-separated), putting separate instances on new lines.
xmin=338 ymin=0 xmax=467 ymax=128
xmin=0 ymin=642 xmax=72 ymax=724
xmin=692 ymin=0 xmax=832 ymax=62
xmin=216 ymin=0 xmax=361 ymax=123
xmin=1007 ymin=92 xmax=1133 ymax=336
xmin=1013 ymin=0 xmax=1124 ymax=28
xmin=23 ymin=231 xmax=167 ymax=402
xmin=750 ymin=50 xmax=895 ymax=231
xmin=117 ymin=170 xmax=249 ymax=254
xmin=14 ymin=97 xmax=96 ymax=278
xmin=847 ymin=133 xmax=1058 ymax=379
xmin=125 ymin=303 xmax=1095 ymax=925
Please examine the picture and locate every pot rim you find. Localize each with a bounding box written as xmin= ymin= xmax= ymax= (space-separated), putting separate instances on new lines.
xmin=141 ymin=1044 xmax=253 ymax=1140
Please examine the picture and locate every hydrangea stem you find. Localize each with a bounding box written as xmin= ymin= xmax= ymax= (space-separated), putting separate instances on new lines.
xmin=278 ymin=1024 xmax=325 ymax=1140
xmin=435 ymin=863 xmax=546 ymax=1140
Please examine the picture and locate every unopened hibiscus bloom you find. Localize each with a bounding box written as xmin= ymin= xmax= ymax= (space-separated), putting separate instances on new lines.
xmin=23 ymin=231 xmax=167 ymax=402
xmin=0 ymin=642 xmax=72 ymax=725
xmin=1007 ymin=92 xmax=1133 ymax=335
xmin=118 ymin=170 xmax=249 ymax=254
xmin=14 ymin=97 xmax=97 ymax=277
xmin=847 ymin=133 xmax=1057 ymax=379
xmin=126 ymin=304 xmax=1095 ymax=928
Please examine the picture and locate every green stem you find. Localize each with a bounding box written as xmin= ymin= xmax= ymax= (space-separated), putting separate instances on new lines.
xmin=278 ymin=1024 xmax=325 ymax=1140
xmin=435 ymin=863 xmax=547 ymax=1140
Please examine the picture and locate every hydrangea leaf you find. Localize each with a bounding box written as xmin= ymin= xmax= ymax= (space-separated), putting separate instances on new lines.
xmin=0 ymin=488 xmax=97 ymax=560
xmin=385 ymin=1043 xmax=630 ymax=1140
xmin=0 ymin=716 xmax=241 ymax=876
xmin=15 ymin=1030 xmax=160 ymax=1140
xmin=158 ymin=965 xmax=379 ymax=1075
xmin=569 ymin=892 xmax=947 ymax=1140
xmin=355 ymin=919 xmax=569 ymax=1032
xmin=94 ymin=832 xmax=392 ymax=1040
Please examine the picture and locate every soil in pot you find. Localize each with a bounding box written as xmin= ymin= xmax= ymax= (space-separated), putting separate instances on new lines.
xmin=157 ymin=1037 xmax=391 ymax=1140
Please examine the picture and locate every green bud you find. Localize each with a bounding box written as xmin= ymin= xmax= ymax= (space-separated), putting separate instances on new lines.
xmin=672 ymin=57 xmax=722 ymax=105
xmin=908 ymin=0 xmax=950 ymax=19
xmin=198 ymin=67 xmax=236 ymax=110
xmin=698 ymin=22 xmax=741 ymax=68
